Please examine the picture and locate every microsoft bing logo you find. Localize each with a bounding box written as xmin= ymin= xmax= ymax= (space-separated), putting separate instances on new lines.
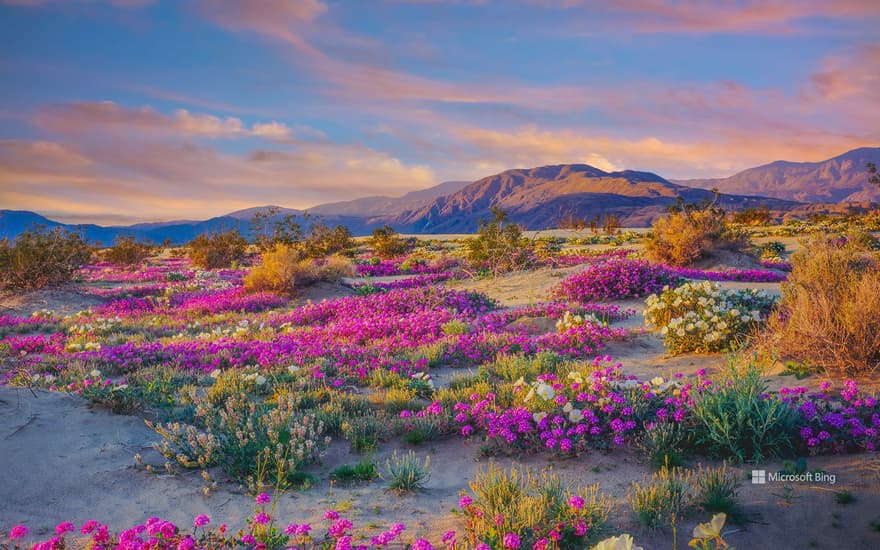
xmin=752 ymin=470 xmax=766 ymax=484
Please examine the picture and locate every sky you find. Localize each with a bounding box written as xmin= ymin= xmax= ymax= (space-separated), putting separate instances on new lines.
xmin=1 ymin=0 xmax=879 ymax=224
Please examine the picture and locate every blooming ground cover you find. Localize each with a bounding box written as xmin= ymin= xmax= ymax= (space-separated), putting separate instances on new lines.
xmin=1 ymin=236 xmax=878 ymax=550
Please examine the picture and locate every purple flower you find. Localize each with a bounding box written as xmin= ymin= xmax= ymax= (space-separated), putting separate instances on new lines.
xmin=10 ymin=525 xmax=28 ymax=540
xmin=568 ymin=495 xmax=585 ymax=509
xmin=459 ymin=495 xmax=473 ymax=508
xmin=255 ymin=492 xmax=271 ymax=504
xmin=241 ymin=534 xmax=256 ymax=545
xmin=411 ymin=539 xmax=435 ymax=550
xmin=323 ymin=510 xmax=340 ymax=521
xmin=55 ymin=522 xmax=75 ymax=535
xmin=503 ymin=533 xmax=521 ymax=549
xmin=193 ymin=514 xmax=210 ymax=528
xmin=177 ymin=537 xmax=195 ymax=550
xmin=254 ymin=512 xmax=270 ymax=525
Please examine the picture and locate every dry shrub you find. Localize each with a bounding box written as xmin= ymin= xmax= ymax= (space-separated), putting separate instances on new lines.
xmin=767 ymin=234 xmax=880 ymax=375
xmin=0 ymin=226 xmax=93 ymax=290
xmin=187 ymin=230 xmax=248 ymax=269
xmin=646 ymin=207 xmax=750 ymax=266
xmin=244 ymin=244 xmax=353 ymax=294
xmin=102 ymin=235 xmax=153 ymax=267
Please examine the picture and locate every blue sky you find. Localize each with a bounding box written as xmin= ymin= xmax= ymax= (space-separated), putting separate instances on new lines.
xmin=1 ymin=0 xmax=878 ymax=224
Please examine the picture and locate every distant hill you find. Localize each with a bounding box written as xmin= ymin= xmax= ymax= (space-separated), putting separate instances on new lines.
xmin=308 ymin=180 xmax=470 ymax=217
xmin=676 ymin=147 xmax=880 ymax=203
xmin=391 ymin=164 xmax=800 ymax=233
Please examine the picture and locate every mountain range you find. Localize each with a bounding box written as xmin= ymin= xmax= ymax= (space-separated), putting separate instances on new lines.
xmin=2 ymin=147 xmax=877 ymax=243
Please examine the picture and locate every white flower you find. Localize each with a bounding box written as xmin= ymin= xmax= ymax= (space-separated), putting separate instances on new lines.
xmin=568 ymin=408 xmax=583 ymax=423
xmin=210 ymin=369 xmax=222 ymax=378
xmin=90 ymin=369 xmax=102 ymax=378
xmin=592 ymin=533 xmax=643 ymax=550
xmin=651 ymin=376 xmax=664 ymax=387
xmin=255 ymin=375 xmax=267 ymax=385
xmin=536 ymin=383 xmax=555 ymax=401
xmin=533 ymin=411 xmax=548 ymax=424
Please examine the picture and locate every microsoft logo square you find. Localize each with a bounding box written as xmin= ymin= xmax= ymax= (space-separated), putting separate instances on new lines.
xmin=752 ymin=469 xmax=766 ymax=484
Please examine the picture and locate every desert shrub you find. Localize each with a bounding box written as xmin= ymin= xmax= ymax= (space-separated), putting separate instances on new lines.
xmin=462 ymin=463 xmax=610 ymax=549
xmin=383 ymin=450 xmax=431 ymax=493
xmin=694 ymin=463 xmax=741 ymax=521
xmin=690 ymin=363 xmax=798 ymax=463
xmin=147 ymin=392 xmax=329 ymax=492
xmin=552 ymin=258 xmax=680 ymax=302
xmin=766 ymin=234 xmax=880 ymax=375
xmin=244 ymin=245 xmax=354 ymax=294
xmin=636 ymin=421 xmax=685 ymax=470
xmin=627 ymin=466 xmax=694 ymax=529
xmin=343 ymin=414 xmax=390 ymax=453
xmin=732 ymin=206 xmax=771 ymax=226
xmin=759 ymin=240 xmax=786 ymax=259
xmin=0 ymin=226 xmax=93 ymax=290
xmin=187 ymin=230 xmax=248 ymax=269
xmin=371 ymin=225 xmax=412 ymax=259
xmin=646 ymin=203 xmax=750 ymax=266
xmin=301 ymin=223 xmax=353 ymax=258
xmin=330 ymin=457 xmax=378 ymax=484
xmin=102 ymin=235 xmax=153 ymax=267
xmin=465 ymin=208 xmax=534 ymax=274
xmin=644 ymin=281 xmax=777 ymax=354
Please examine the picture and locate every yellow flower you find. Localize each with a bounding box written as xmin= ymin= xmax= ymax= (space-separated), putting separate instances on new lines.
xmin=592 ymin=534 xmax=643 ymax=550
xmin=691 ymin=513 xmax=727 ymax=544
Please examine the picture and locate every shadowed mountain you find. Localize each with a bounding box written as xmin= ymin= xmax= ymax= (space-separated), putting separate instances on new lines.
xmin=391 ymin=164 xmax=800 ymax=233
xmin=676 ymin=147 xmax=880 ymax=203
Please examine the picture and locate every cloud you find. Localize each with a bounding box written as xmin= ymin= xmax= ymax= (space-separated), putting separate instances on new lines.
xmin=33 ymin=101 xmax=303 ymax=141
xmin=0 ymin=137 xmax=435 ymax=223
xmin=1 ymin=0 xmax=155 ymax=7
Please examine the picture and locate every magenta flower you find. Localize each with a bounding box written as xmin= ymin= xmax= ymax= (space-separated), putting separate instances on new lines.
xmin=255 ymin=492 xmax=271 ymax=504
xmin=503 ymin=533 xmax=521 ymax=549
xmin=568 ymin=495 xmax=585 ymax=509
xmin=253 ymin=512 xmax=271 ymax=525
xmin=458 ymin=495 xmax=473 ymax=508
xmin=323 ymin=510 xmax=340 ymax=520
xmin=411 ymin=539 xmax=435 ymax=550
xmin=285 ymin=524 xmax=299 ymax=536
xmin=55 ymin=522 xmax=75 ymax=535
xmin=177 ymin=537 xmax=196 ymax=550
xmin=241 ymin=534 xmax=256 ymax=545
xmin=193 ymin=514 xmax=210 ymax=528
xmin=9 ymin=525 xmax=28 ymax=540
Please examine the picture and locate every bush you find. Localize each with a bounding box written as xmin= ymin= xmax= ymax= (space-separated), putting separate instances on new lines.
xmin=465 ymin=208 xmax=534 ymax=274
xmin=694 ymin=463 xmax=741 ymax=521
xmin=462 ymin=463 xmax=610 ymax=549
xmin=646 ymin=203 xmax=750 ymax=266
xmin=644 ymin=281 xmax=777 ymax=354
xmin=371 ymin=225 xmax=412 ymax=259
xmin=766 ymin=234 xmax=880 ymax=375
xmin=0 ymin=226 xmax=93 ymax=290
xmin=187 ymin=230 xmax=248 ymax=269
xmin=102 ymin=235 xmax=153 ymax=267
xmin=636 ymin=422 xmax=684 ymax=470
xmin=627 ymin=466 xmax=694 ymax=529
xmin=689 ymin=362 xmax=798 ymax=463
xmin=552 ymin=258 xmax=680 ymax=302
xmin=244 ymin=245 xmax=353 ymax=294
xmin=301 ymin=223 xmax=353 ymax=258
xmin=383 ymin=450 xmax=431 ymax=493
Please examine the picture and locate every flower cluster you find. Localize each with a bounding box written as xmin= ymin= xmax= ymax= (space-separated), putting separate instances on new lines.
xmin=644 ymin=281 xmax=777 ymax=354
xmin=552 ymin=259 xmax=680 ymax=303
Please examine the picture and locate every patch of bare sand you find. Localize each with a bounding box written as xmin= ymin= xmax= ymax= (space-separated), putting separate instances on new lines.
xmin=0 ymin=286 xmax=107 ymax=317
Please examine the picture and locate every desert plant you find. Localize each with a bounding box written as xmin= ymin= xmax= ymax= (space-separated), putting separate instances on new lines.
xmin=301 ymin=223 xmax=353 ymax=258
xmin=552 ymin=258 xmax=679 ymax=302
xmin=465 ymin=207 xmax=534 ymax=274
xmin=0 ymin=226 xmax=93 ymax=290
xmin=102 ymin=235 xmax=153 ymax=267
xmin=646 ymin=199 xmax=750 ymax=266
xmin=330 ymin=457 xmax=378 ymax=484
xmin=383 ymin=450 xmax=431 ymax=493
xmin=636 ymin=422 xmax=685 ymax=470
xmin=463 ymin=463 xmax=610 ymax=549
xmin=694 ymin=463 xmax=741 ymax=521
xmin=627 ymin=466 xmax=694 ymax=529
xmin=766 ymin=234 xmax=880 ymax=375
xmin=187 ymin=230 xmax=248 ymax=269
xmin=732 ymin=206 xmax=772 ymax=226
xmin=371 ymin=225 xmax=412 ymax=259
xmin=690 ymin=362 xmax=798 ymax=462
xmin=244 ymin=246 xmax=354 ymax=294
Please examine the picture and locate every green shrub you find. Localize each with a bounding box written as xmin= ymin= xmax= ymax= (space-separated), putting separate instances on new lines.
xmin=646 ymin=201 xmax=750 ymax=266
xmin=0 ymin=226 xmax=93 ymax=290
xmin=759 ymin=240 xmax=786 ymax=259
xmin=187 ymin=230 xmax=248 ymax=269
xmin=383 ymin=450 xmax=431 ymax=493
xmin=343 ymin=414 xmax=389 ymax=454
xmin=690 ymin=363 xmax=798 ymax=462
xmin=330 ymin=457 xmax=378 ymax=484
xmin=371 ymin=225 xmax=412 ymax=259
xmin=766 ymin=234 xmax=880 ymax=375
xmin=102 ymin=235 xmax=153 ymax=267
xmin=694 ymin=463 xmax=741 ymax=521
xmin=465 ymin=207 xmax=534 ymax=274
xmin=636 ymin=422 xmax=684 ymax=470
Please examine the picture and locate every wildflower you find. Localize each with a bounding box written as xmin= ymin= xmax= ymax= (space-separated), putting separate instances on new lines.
xmin=10 ymin=525 xmax=28 ymax=540
xmin=503 ymin=533 xmax=521 ymax=549
xmin=254 ymin=512 xmax=271 ymax=525
xmin=177 ymin=537 xmax=196 ymax=550
xmin=241 ymin=534 xmax=256 ymax=545
xmin=323 ymin=510 xmax=340 ymax=520
xmin=255 ymin=493 xmax=271 ymax=504
xmin=533 ymin=538 xmax=549 ymax=550
xmin=568 ymin=495 xmax=585 ymax=509
xmin=411 ymin=539 xmax=435 ymax=550
xmin=593 ymin=534 xmax=643 ymax=550
xmin=55 ymin=522 xmax=75 ymax=535
xmin=690 ymin=513 xmax=727 ymax=546
xmin=285 ymin=524 xmax=299 ymax=535
xmin=193 ymin=514 xmax=210 ymax=528
xmin=458 ymin=495 xmax=473 ymax=508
